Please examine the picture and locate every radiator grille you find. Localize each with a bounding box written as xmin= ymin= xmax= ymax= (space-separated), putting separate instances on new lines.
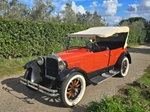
xmin=46 ymin=58 xmax=58 ymax=77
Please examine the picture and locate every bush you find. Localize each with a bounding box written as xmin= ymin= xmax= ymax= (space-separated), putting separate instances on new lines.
xmin=0 ymin=17 xmax=89 ymax=58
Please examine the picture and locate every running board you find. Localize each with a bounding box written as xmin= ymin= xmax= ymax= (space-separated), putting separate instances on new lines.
xmin=91 ymin=70 xmax=119 ymax=85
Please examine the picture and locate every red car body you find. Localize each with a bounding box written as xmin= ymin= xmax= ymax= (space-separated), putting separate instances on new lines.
xmin=57 ymin=47 xmax=126 ymax=73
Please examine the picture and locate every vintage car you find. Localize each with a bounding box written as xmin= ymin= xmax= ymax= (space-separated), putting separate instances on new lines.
xmin=20 ymin=26 xmax=131 ymax=107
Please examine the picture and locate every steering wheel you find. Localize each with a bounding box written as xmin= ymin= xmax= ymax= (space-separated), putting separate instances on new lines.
xmin=86 ymin=41 xmax=101 ymax=52
xmin=93 ymin=42 xmax=101 ymax=51
xmin=86 ymin=41 xmax=93 ymax=50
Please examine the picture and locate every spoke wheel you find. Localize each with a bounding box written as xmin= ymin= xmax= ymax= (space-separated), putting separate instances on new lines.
xmin=119 ymin=57 xmax=129 ymax=77
xmin=60 ymin=72 xmax=86 ymax=107
xmin=67 ymin=79 xmax=81 ymax=100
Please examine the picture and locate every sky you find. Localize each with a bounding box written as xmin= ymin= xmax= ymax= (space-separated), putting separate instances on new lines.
xmin=18 ymin=0 xmax=150 ymax=25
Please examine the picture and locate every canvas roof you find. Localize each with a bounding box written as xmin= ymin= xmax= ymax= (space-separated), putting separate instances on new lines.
xmin=68 ymin=26 xmax=129 ymax=38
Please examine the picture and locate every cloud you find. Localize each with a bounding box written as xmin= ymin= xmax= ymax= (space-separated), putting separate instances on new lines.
xmin=104 ymin=16 xmax=122 ymax=25
xmin=127 ymin=0 xmax=150 ymax=13
xmin=60 ymin=1 xmax=86 ymax=14
xmin=72 ymin=1 xmax=86 ymax=14
xmin=102 ymin=0 xmax=122 ymax=16
xmin=126 ymin=0 xmax=150 ymax=20
xmin=90 ymin=1 xmax=99 ymax=8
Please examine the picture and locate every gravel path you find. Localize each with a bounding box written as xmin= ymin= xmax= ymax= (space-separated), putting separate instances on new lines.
xmin=0 ymin=44 xmax=150 ymax=112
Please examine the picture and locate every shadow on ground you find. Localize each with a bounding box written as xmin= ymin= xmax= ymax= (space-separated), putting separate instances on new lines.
xmin=1 ymin=77 xmax=64 ymax=107
xmin=1 ymin=77 xmax=87 ymax=111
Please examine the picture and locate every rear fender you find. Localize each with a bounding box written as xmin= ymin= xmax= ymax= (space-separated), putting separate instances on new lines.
xmin=115 ymin=51 xmax=131 ymax=70
xmin=58 ymin=67 xmax=90 ymax=82
xmin=24 ymin=60 xmax=42 ymax=82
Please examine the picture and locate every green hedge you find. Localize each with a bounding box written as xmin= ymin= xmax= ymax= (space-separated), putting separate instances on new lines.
xmin=128 ymin=29 xmax=147 ymax=44
xmin=0 ymin=17 xmax=89 ymax=58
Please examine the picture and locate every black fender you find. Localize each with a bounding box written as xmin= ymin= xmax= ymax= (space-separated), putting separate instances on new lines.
xmin=24 ymin=60 xmax=36 ymax=69
xmin=115 ymin=51 xmax=131 ymax=70
xmin=58 ymin=67 xmax=90 ymax=82
xmin=24 ymin=60 xmax=42 ymax=82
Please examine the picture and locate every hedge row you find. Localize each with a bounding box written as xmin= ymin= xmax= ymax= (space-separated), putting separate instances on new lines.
xmin=0 ymin=17 xmax=148 ymax=59
xmin=0 ymin=17 xmax=89 ymax=58
xmin=128 ymin=29 xmax=147 ymax=44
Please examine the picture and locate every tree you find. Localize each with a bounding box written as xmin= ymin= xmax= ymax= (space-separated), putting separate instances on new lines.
xmin=76 ymin=11 xmax=105 ymax=26
xmin=76 ymin=12 xmax=84 ymax=24
xmin=119 ymin=17 xmax=147 ymax=44
xmin=0 ymin=0 xmax=29 ymax=19
xmin=0 ymin=0 xmax=9 ymax=16
xmin=119 ymin=17 xmax=147 ymax=25
xmin=62 ymin=3 xmax=76 ymax=24
xmin=51 ymin=12 xmax=62 ymax=22
xmin=30 ymin=0 xmax=54 ymax=21
xmin=82 ymin=11 xmax=92 ymax=25
xmin=90 ymin=11 xmax=104 ymax=26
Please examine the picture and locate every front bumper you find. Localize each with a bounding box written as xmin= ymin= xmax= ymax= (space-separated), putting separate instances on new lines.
xmin=20 ymin=76 xmax=59 ymax=97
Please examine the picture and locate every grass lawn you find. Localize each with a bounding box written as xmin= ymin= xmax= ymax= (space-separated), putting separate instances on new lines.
xmin=85 ymin=66 xmax=150 ymax=112
xmin=0 ymin=56 xmax=36 ymax=76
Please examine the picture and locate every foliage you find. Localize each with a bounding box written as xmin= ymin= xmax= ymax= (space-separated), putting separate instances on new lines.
xmin=62 ymin=3 xmax=77 ymax=24
xmin=85 ymin=66 xmax=150 ymax=112
xmin=119 ymin=17 xmax=147 ymax=25
xmin=0 ymin=0 xmax=29 ymax=19
xmin=119 ymin=17 xmax=147 ymax=44
xmin=0 ymin=1 xmax=105 ymax=26
xmin=76 ymin=11 xmax=106 ymax=26
xmin=0 ymin=17 xmax=89 ymax=58
xmin=30 ymin=0 xmax=54 ymax=21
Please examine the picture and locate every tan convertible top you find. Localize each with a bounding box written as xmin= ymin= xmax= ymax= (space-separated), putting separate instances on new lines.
xmin=68 ymin=26 xmax=129 ymax=38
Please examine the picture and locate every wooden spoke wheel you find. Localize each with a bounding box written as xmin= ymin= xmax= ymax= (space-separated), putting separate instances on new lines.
xmin=60 ymin=72 xmax=86 ymax=107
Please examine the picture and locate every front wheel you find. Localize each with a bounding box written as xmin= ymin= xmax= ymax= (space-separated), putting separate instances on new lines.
xmin=60 ymin=72 xmax=86 ymax=107
xmin=118 ymin=57 xmax=129 ymax=77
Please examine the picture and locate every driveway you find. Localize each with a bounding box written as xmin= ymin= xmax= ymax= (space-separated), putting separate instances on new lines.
xmin=0 ymin=44 xmax=150 ymax=112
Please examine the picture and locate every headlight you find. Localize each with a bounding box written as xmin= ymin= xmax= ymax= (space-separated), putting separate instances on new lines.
xmin=37 ymin=56 xmax=44 ymax=65
xmin=59 ymin=61 xmax=66 ymax=71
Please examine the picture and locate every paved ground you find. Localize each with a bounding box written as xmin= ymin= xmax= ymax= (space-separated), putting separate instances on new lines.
xmin=0 ymin=44 xmax=150 ymax=112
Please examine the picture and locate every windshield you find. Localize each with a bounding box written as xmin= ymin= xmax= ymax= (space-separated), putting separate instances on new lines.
xmin=67 ymin=37 xmax=89 ymax=49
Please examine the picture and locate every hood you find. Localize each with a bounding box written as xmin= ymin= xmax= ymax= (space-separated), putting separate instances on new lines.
xmin=57 ymin=48 xmax=90 ymax=68
xmin=57 ymin=48 xmax=89 ymax=61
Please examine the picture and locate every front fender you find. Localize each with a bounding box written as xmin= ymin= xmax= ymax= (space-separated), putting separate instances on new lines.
xmin=58 ymin=67 xmax=89 ymax=82
xmin=24 ymin=60 xmax=42 ymax=82
xmin=24 ymin=60 xmax=36 ymax=69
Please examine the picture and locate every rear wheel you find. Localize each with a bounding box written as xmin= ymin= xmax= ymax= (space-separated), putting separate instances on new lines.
xmin=60 ymin=72 xmax=86 ymax=107
xmin=118 ymin=57 xmax=129 ymax=77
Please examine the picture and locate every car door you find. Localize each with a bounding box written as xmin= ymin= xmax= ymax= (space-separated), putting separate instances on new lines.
xmin=109 ymin=48 xmax=123 ymax=66
xmin=93 ymin=50 xmax=110 ymax=71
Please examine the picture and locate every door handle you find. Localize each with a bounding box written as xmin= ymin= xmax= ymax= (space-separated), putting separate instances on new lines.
xmin=105 ymin=54 xmax=108 ymax=56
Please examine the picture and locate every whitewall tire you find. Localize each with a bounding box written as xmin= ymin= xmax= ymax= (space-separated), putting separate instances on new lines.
xmin=60 ymin=72 xmax=86 ymax=107
xmin=119 ymin=56 xmax=129 ymax=77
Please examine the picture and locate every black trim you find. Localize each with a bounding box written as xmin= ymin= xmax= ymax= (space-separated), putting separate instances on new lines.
xmin=24 ymin=60 xmax=36 ymax=69
xmin=58 ymin=67 xmax=88 ymax=81
xmin=87 ymin=66 xmax=114 ymax=79
xmin=58 ymin=66 xmax=114 ymax=84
